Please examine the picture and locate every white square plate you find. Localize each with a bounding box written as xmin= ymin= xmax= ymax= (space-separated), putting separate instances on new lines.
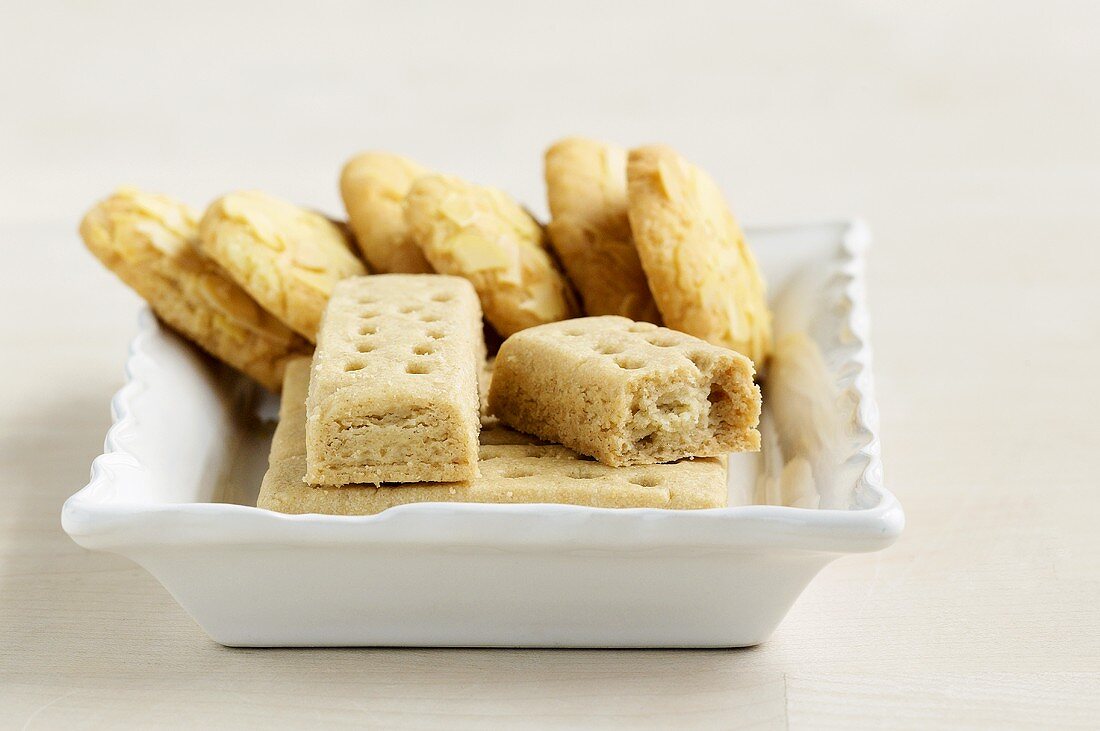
xmin=62 ymin=220 xmax=902 ymax=648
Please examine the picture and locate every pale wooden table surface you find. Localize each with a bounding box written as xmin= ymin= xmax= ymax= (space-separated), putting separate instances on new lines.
xmin=1 ymin=2 xmax=1097 ymax=728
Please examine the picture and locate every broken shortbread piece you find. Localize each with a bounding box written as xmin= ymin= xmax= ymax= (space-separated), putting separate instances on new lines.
xmin=259 ymin=358 xmax=728 ymax=513
xmin=304 ymin=274 xmax=484 ymax=485
xmin=488 ymin=316 xmax=761 ymax=466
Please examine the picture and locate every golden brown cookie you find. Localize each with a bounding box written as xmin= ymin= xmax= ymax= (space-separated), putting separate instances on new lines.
xmin=545 ymin=137 xmax=661 ymax=323
xmin=199 ymin=190 xmax=366 ymax=342
xmin=80 ymin=188 xmax=311 ymax=391
xmin=626 ymin=145 xmax=772 ymax=366
xmin=404 ymin=174 xmax=578 ymax=337
xmin=340 ymin=152 xmax=433 ymax=274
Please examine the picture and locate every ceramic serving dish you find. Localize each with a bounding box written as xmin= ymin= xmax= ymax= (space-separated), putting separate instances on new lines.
xmin=62 ymin=220 xmax=903 ymax=647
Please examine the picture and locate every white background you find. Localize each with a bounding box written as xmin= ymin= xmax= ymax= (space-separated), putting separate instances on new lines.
xmin=1 ymin=1 xmax=1097 ymax=727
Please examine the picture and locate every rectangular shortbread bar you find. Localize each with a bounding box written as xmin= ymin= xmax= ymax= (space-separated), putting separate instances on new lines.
xmin=488 ymin=316 xmax=761 ymax=466
xmin=305 ymin=274 xmax=484 ymax=485
xmin=259 ymin=359 xmax=728 ymax=514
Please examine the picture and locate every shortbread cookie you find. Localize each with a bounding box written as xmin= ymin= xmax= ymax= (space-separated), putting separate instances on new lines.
xmin=340 ymin=152 xmax=433 ymax=274
xmin=305 ymin=274 xmax=484 ymax=485
xmin=404 ymin=174 xmax=578 ymax=337
xmin=489 ymin=316 xmax=761 ymax=466
xmin=199 ymin=190 xmax=366 ymax=342
xmin=545 ymin=137 xmax=661 ymax=323
xmin=258 ymin=359 xmax=728 ymax=514
xmin=626 ymin=145 xmax=772 ymax=366
xmin=80 ymin=188 xmax=311 ymax=391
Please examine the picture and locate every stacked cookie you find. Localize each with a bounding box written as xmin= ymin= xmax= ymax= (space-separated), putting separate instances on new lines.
xmin=257 ymin=276 xmax=743 ymax=513
xmin=81 ymin=138 xmax=771 ymax=514
xmin=258 ymin=355 xmax=733 ymax=514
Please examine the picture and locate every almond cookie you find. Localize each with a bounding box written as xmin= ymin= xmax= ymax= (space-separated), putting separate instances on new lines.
xmin=199 ymin=190 xmax=366 ymax=342
xmin=489 ymin=316 xmax=760 ymax=466
xmin=305 ymin=274 xmax=484 ymax=485
xmin=545 ymin=137 xmax=661 ymax=323
xmin=258 ymin=359 xmax=727 ymax=515
xmin=80 ymin=188 xmax=311 ymax=391
xmin=626 ymin=145 xmax=772 ymax=366
xmin=340 ymin=152 xmax=433 ymax=274
xmin=404 ymin=174 xmax=578 ymax=337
